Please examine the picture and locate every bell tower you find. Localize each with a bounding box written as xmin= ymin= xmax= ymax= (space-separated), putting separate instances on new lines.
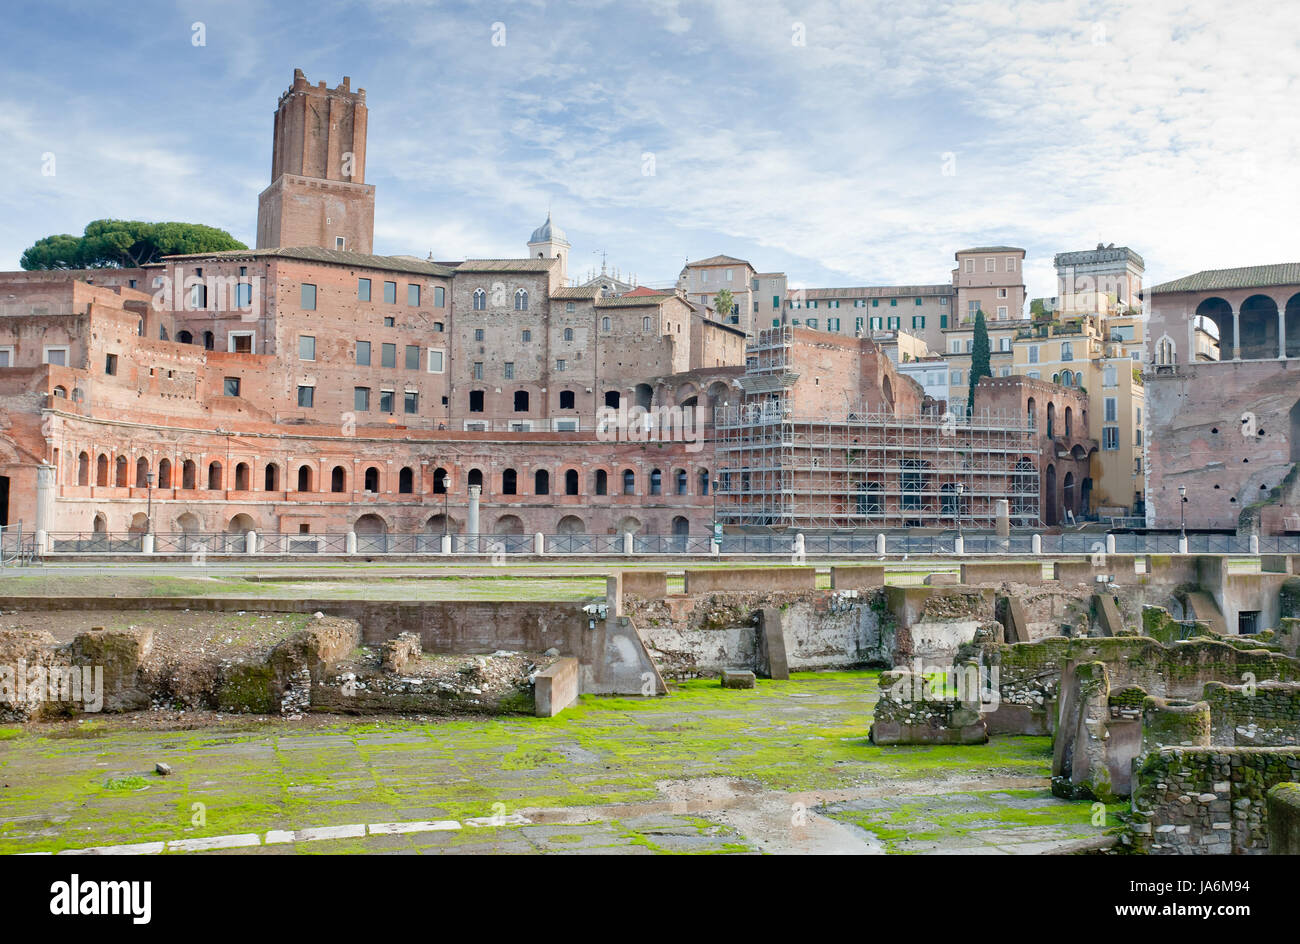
xmin=256 ymin=69 xmax=376 ymax=254
xmin=527 ymin=213 xmax=570 ymax=280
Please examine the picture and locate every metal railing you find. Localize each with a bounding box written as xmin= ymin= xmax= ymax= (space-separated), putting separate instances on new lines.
xmin=33 ymin=529 xmax=1300 ymax=557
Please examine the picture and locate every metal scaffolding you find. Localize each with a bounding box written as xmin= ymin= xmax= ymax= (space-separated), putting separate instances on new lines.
xmin=713 ymin=327 xmax=1040 ymax=529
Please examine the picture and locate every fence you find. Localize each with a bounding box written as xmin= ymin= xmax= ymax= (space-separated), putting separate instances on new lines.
xmin=33 ymin=529 xmax=1300 ymax=557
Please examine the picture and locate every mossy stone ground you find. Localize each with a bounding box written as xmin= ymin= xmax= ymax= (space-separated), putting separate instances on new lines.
xmin=0 ymin=671 xmax=1104 ymax=855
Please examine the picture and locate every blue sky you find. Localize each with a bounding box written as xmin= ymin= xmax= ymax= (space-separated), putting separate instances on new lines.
xmin=1 ymin=0 xmax=1297 ymax=300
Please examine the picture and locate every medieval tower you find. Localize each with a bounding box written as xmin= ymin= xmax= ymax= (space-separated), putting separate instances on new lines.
xmin=256 ymin=69 xmax=376 ymax=254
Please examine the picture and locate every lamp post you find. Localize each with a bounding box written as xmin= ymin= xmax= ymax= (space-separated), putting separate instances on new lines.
xmin=1178 ymin=485 xmax=1187 ymax=541
xmin=145 ymin=471 xmax=155 ymax=534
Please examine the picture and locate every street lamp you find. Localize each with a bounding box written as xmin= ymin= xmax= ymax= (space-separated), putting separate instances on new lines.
xmin=1178 ymin=485 xmax=1187 ymax=540
xmin=145 ymin=471 xmax=155 ymax=534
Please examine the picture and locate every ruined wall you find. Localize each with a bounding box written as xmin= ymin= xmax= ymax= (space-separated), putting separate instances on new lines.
xmin=1205 ymin=680 xmax=1300 ymax=747
xmin=1127 ymin=747 xmax=1300 ymax=854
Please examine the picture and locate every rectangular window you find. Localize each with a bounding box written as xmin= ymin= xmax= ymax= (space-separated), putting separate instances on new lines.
xmin=358 ymin=278 xmax=371 ymax=301
xmin=105 ymin=353 xmax=118 ymax=375
xmin=355 ymin=387 xmax=370 ymax=411
xmin=890 ymin=298 xmax=897 ymax=307
xmin=1103 ymin=426 xmax=1119 ymax=450
xmin=404 ymin=391 xmax=418 ymax=414
xmin=504 ymin=362 xmax=515 ymax=380
xmin=236 ymin=282 xmax=253 ymax=308
xmin=379 ymin=390 xmax=394 ymax=413
xmin=940 ymin=296 xmax=949 ymax=305
xmin=1006 ymin=256 xmax=1016 ymax=271
xmin=870 ymin=317 xmax=882 ymax=330
xmin=520 ymin=329 xmax=530 ymax=342
xmin=299 ymin=336 xmax=316 ymax=360
xmin=381 ymin=343 xmax=396 ymax=368
xmin=0 ymin=347 xmax=12 ymax=367
xmin=807 ymin=318 xmax=818 ymax=330
xmin=556 ymin=358 xmax=566 ymax=371
xmin=1061 ymin=341 xmax=1074 ymax=361
xmin=229 ymin=331 xmax=254 ymax=354
xmin=966 ymin=340 xmax=973 ymax=353
xmin=773 ymin=295 xmax=780 ymax=309
xmin=473 ymin=362 xmax=483 ymax=380
xmin=405 ymin=344 xmax=420 ymax=370
xmin=964 ymin=259 xmax=974 ymax=273
xmin=434 ymin=285 xmax=445 ymax=307
xmin=997 ymin=306 xmax=1008 ymax=319
xmin=985 ymin=258 xmax=996 ymax=272
xmin=940 ymin=314 xmax=948 ymax=329
xmin=297 ymin=385 xmax=314 ymax=408
xmin=951 ymin=369 xmax=963 ymax=384
xmin=566 ymin=302 xmax=576 ymax=313
xmin=1028 ymin=345 xmax=1039 ymax=363
xmin=407 ymin=284 xmax=420 ymax=306
xmin=915 ymin=297 xmax=923 ymax=306
xmin=855 ymin=317 xmax=863 ymax=330
xmin=999 ymin=337 xmax=1011 ymax=352
xmin=887 ymin=316 xmax=899 ymax=330
xmin=224 ymin=377 xmax=241 ymax=397
xmin=427 ymin=349 xmax=445 ymax=373
xmin=383 ymin=281 xmax=397 ymax=304
xmin=356 ymin=341 xmax=371 ymax=366
xmin=912 ymin=315 xmax=925 ymax=329
xmin=872 ymin=298 xmax=879 ymax=307
xmin=1105 ymin=397 xmax=1118 ymax=422
xmin=44 ymin=346 xmax=68 ymax=366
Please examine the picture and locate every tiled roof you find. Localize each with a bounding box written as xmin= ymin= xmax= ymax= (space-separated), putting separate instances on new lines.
xmin=158 ymin=246 xmax=457 ymax=277
xmin=550 ymin=286 xmax=601 ymax=299
xmin=684 ymin=254 xmax=752 ymax=268
xmin=797 ymin=284 xmax=952 ymax=300
xmin=955 ymin=246 xmax=1024 ymax=255
xmin=454 ymin=258 xmax=558 ymax=273
xmin=1147 ymin=263 xmax=1300 ymax=295
xmin=595 ymin=293 xmax=674 ymax=308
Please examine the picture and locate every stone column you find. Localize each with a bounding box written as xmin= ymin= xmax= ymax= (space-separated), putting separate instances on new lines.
xmin=35 ymin=462 xmax=56 ymax=536
xmin=1232 ymin=306 xmax=1240 ymax=360
xmin=468 ymin=484 xmax=481 ymax=536
xmin=1279 ymin=304 xmax=1287 ymax=359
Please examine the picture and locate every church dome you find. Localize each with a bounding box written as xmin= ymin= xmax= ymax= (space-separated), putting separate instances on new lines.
xmin=529 ymin=212 xmax=567 ymax=244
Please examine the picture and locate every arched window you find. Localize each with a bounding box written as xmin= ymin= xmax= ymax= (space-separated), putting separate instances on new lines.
xmin=364 ymin=467 xmax=380 ymax=493
xmin=182 ymin=459 xmax=196 ymax=490
xmin=203 ymin=331 xmax=214 ymax=351
xmin=650 ymin=468 xmax=662 ymax=495
xmin=565 ymin=469 xmax=579 ymax=495
xmin=563 ymin=327 xmax=573 ymax=342
xmin=1157 ymin=336 xmax=1176 ymax=365
xmin=468 ymin=468 xmax=483 ymax=489
xmin=514 ymin=390 xmax=529 ymax=412
xmin=473 ymin=288 xmax=486 ymax=311
xmin=433 ymin=467 xmax=449 ymax=493
xmin=699 ymin=469 xmax=710 ymax=495
xmin=177 ymin=330 xmax=193 ymax=344
xmin=560 ymin=390 xmax=575 ymax=409
xmin=264 ymin=463 xmax=279 ymax=491
xmin=135 ymin=457 xmax=149 ymax=488
xmin=77 ymin=452 xmax=90 ymax=486
xmin=515 ymin=289 xmax=528 ymax=311
xmin=207 ymin=461 xmax=222 ymax=490
xmin=594 ymin=469 xmax=608 ymax=496
xmin=234 ymin=462 xmax=249 ymax=490
xmin=675 ymin=469 xmax=687 ymax=495
xmin=502 ymin=468 xmax=518 ymax=495
xmin=623 ymin=469 xmax=636 ymax=495
xmin=95 ymin=454 xmax=108 ymax=487
xmin=604 ymin=390 xmax=620 ymax=408
xmin=114 ymin=456 xmax=128 ymax=487
xmin=535 ymin=469 xmax=550 ymax=495
xmin=158 ymin=458 xmax=172 ymax=489
xmin=298 ymin=464 xmax=313 ymax=492
xmin=399 ymin=467 xmax=414 ymax=494
xmin=601 ymin=316 xmax=612 ymax=332
xmin=332 ymin=466 xmax=346 ymax=492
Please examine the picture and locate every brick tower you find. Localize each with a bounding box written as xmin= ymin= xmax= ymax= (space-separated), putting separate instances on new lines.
xmin=256 ymin=69 xmax=376 ymax=254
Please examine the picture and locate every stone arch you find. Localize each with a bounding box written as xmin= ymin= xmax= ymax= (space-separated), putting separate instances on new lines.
xmin=77 ymin=451 xmax=89 ymax=486
xmin=234 ymin=462 xmax=250 ymax=491
xmin=115 ymin=455 xmax=128 ymax=487
xmin=1045 ymin=463 xmax=1058 ymax=526
xmin=425 ymin=513 xmax=460 ymax=534
xmin=493 ymin=514 xmax=524 ymax=535
xmin=592 ymin=468 xmax=608 ymax=496
xmin=92 ymin=512 xmax=108 ymax=534
xmin=135 ymin=457 xmax=149 ymax=488
xmin=502 ymin=468 xmax=518 ymax=495
xmin=433 ymin=466 xmax=450 ymax=493
xmin=363 ymin=466 xmax=380 ymax=493
xmin=176 ymin=512 xmax=200 ymax=534
xmin=182 ymin=459 xmax=196 ymax=489
xmin=398 ymin=466 xmax=414 ymax=494
xmin=635 ymin=383 xmax=653 ymax=409
xmin=617 ymin=515 xmax=642 ymax=535
xmin=207 ymin=461 xmax=222 ymax=490
xmin=158 ymin=458 xmax=172 ymax=489
xmin=1286 ymin=292 xmax=1300 ymax=358
xmin=331 ymin=465 xmax=347 ymax=492
xmin=128 ymin=512 xmax=149 ymax=535
xmin=564 ymin=468 xmax=579 ymax=495
xmin=354 ymin=513 xmax=387 ymax=534
xmin=1195 ymin=297 xmax=1233 ymax=358
xmin=557 ymin=514 xmax=585 ymax=534
xmin=228 ymin=513 xmax=256 ymax=534
xmin=1155 ymin=334 xmax=1176 ymax=365
xmin=264 ymin=462 xmax=279 ymax=490
xmin=1239 ymin=294 xmax=1279 ymax=360
xmin=534 ymin=469 xmax=550 ymax=495
xmin=297 ymin=464 xmax=314 ymax=492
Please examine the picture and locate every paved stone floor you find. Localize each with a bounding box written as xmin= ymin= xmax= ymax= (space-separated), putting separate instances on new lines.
xmin=0 ymin=672 xmax=1117 ymax=855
